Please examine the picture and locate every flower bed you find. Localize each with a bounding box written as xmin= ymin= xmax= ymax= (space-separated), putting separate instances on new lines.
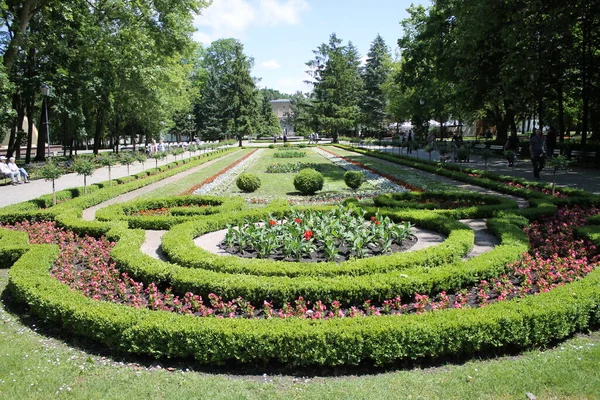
xmin=221 ymin=206 xmax=414 ymax=262
xmin=4 ymin=143 xmax=600 ymax=367
xmin=265 ymin=162 xmax=320 ymax=173
xmin=179 ymin=150 xmax=259 ymax=196
xmin=3 ymin=204 xmax=597 ymax=319
xmin=318 ymin=147 xmax=423 ymax=192
xmin=273 ymin=151 xmax=307 ymax=158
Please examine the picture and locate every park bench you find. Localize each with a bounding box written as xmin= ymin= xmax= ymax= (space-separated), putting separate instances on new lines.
xmin=569 ymin=150 xmax=599 ymax=167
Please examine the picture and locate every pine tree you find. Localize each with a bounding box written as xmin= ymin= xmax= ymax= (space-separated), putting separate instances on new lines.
xmin=361 ymin=34 xmax=391 ymax=138
xmin=306 ymin=34 xmax=363 ymax=142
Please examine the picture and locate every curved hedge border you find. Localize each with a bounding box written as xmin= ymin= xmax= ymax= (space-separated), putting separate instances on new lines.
xmin=160 ymin=206 xmax=474 ymax=278
xmin=95 ymin=196 xmax=245 ymax=230
xmin=110 ymin=211 xmax=527 ymax=306
xmin=3 ymin=143 xmax=599 ymax=368
xmin=373 ymin=191 xmax=519 ymax=219
xmin=7 ymin=240 xmax=599 ymax=367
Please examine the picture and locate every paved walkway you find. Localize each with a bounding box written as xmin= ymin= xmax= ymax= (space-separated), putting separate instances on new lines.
xmin=0 ymin=149 xmax=220 ymax=208
xmin=356 ymin=144 xmax=600 ymax=194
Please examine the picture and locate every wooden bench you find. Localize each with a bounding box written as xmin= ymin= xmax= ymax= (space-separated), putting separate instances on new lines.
xmin=569 ymin=150 xmax=599 ymax=166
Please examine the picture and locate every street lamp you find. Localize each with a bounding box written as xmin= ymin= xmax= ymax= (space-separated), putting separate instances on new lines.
xmin=40 ymin=84 xmax=50 ymax=158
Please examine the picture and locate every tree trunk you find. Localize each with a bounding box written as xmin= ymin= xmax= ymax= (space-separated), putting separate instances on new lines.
xmin=2 ymin=1 xmax=38 ymax=72
xmin=7 ymin=95 xmax=24 ymax=158
xmin=557 ymin=82 xmax=566 ymax=143
xmin=34 ymin=96 xmax=47 ymax=161
xmin=93 ymin=107 xmax=104 ymax=155
xmin=19 ymin=96 xmax=34 ymax=159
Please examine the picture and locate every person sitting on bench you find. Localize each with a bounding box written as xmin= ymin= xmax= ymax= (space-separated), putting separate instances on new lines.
xmin=0 ymin=156 xmax=21 ymax=185
xmin=8 ymin=157 xmax=30 ymax=183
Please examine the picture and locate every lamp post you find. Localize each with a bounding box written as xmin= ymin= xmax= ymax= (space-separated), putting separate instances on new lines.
xmin=40 ymin=84 xmax=50 ymax=159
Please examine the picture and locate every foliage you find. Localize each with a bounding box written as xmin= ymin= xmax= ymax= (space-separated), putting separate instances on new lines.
xmin=273 ymin=151 xmax=306 ymax=158
xmin=293 ymin=168 xmax=324 ymax=195
xmin=360 ymin=34 xmax=392 ymax=137
xmin=344 ymin=171 xmax=366 ymax=190
xmin=306 ymin=34 xmax=363 ymax=141
xmin=72 ymin=157 xmax=95 ymax=194
xmin=37 ymin=159 xmax=64 ymax=182
xmin=235 ymin=173 xmax=261 ymax=193
xmin=266 ymin=162 xmax=319 ymax=173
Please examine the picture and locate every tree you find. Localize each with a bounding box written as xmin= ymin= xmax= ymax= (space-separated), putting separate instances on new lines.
xmin=306 ymin=34 xmax=363 ymax=142
xmin=257 ymin=93 xmax=281 ymax=138
xmin=360 ymin=35 xmax=391 ymax=138
xmin=72 ymin=157 xmax=95 ymax=194
xmin=37 ymin=159 xmax=63 ymax=205
xmin=98 ymin=154 xmax=116 ymax=185
xmin=208 ymin=39 xmax=259 ymax=146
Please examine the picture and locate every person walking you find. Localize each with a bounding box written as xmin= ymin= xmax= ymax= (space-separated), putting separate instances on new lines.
xmin=529 ymin=129 xmax=547 ymax=179
xmin=407 ymin=130 xmax=413 ymax=154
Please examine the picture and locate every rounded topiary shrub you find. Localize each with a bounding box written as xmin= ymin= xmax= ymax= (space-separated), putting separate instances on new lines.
xmin=344 ymin=171 xmax=366 ymax=190
xmin=293 ymin=168 xmax=324 ymax=195
xmin=236 ymin=173 xmax=261 ymax=193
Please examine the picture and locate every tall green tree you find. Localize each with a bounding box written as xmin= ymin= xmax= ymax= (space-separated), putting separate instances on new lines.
xmin=196 ymin=39 xmax=259 ymax=145
xmin=306 ymin=34 xmax=363 ymax=142
xmin=257 ymin=93 xmax=281 ymax=137
xmin=360 ymin=34 xmax=391 ymax=138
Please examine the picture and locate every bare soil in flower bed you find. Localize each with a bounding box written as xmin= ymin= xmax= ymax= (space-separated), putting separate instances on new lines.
xmin=217 ymin=235 xmax=418 ymax=263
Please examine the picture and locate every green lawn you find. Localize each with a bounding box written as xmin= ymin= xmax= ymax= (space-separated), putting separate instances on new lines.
xmin=218 ymin=147 xmax=377 ymax=197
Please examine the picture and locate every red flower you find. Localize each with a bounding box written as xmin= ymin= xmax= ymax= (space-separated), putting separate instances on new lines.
xmin=303 ymin=230 xmax=314 ymax=240
xmin=269 ymin=220 xmax=277 ymax=226
xmin=294 ymin=218 xmax=302 ymax=224
xmin=375 ymin=220 xmax=381 ymax=226
xmin=370 ymin=216 xmax=377 ymax=221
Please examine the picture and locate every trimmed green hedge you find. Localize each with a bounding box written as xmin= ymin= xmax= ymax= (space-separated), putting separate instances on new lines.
xmin=373 ymin=191 xmax=518 ymax=219
xmin=8 ymin=243 xmax=600 ymax=367
xmin=160 ymin=206 xmax=474 ymax=278
xmin=95 ymin=196 xmax=245 ymax=230
xmin=3 ymin=142 xmax=600 ymax=368
xmin=111 ymin=209 xmax=527 ymax=306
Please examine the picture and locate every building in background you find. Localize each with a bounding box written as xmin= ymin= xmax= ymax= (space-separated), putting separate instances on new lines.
xmin=270 ymin=99 xmax=294 ymax=136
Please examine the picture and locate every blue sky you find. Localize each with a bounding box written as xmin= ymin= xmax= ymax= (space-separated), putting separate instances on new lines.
xmin=194 ymin=0 xmax=430 ymax=95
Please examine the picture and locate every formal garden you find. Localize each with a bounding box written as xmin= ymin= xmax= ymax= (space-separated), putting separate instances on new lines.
xmin=1 ymin=143 xmax=600 ymax=398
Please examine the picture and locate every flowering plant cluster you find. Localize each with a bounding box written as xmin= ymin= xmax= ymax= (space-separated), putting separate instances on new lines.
xmin=222 ymin=205 xmax=413 ymax=261
xmin=4 ymin=203 xmax=597 ymax=320
xmin=179 ymin=150 xmax=259 ymax=196
xmin=503 ymin=180 xmax=568 ymax=198
xmin=265 ymin=162 xmax=319 ymax=173
xmin=128 ymin=204 xmax=209 ymax=217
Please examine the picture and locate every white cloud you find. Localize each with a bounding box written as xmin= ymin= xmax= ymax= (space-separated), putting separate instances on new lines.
xmin=257 ymin=0 xmax=310 ymax=26
xmin=193 ymin=0 xmax=309 ymax=44
xmin=261 ymin=59 xmax=281 ymax=70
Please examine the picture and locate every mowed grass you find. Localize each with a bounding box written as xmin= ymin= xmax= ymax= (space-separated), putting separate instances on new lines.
xmin=218 ymin=147 xmax=377 ymax=197
xmin=1 ymin=268 xmax=599 ymax=399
